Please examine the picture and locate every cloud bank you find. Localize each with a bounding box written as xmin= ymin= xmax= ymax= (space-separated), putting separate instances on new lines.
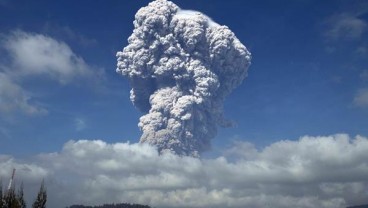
xmin=116 ymin=0 xmax=251 ymax=157
xmin=1 ymin=134 xmax=368 ymax=208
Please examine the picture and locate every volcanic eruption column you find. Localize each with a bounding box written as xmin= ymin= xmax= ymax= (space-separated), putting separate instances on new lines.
xmin=116 ymin=0 xmax=251 ymax=157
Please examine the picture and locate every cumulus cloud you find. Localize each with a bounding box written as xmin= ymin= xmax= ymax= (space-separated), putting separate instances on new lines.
xmin=116 ymin=0 xmax=251 ymax=156
xmin=0 ymin=30 xmax=104 ymax=116
xmin=3 ymin=30 xmax=94 ymax=84
xmin=1 ymin=134 xmax=368 ymax=208
xmin=0 ymin=155 xmax=49 ymax=182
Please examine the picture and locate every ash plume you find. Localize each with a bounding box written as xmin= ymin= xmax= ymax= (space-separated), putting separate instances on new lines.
xmin=116 ymin=0 xmax=251 ymax=157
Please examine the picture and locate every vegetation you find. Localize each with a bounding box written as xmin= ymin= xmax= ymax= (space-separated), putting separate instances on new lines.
xmin=1 ymin=181 xmax=150 ymax=208
xmin=31 ymin=181 xmax=46 ymax=208
xmin=1 ymin=181 xmax=46 ymax=208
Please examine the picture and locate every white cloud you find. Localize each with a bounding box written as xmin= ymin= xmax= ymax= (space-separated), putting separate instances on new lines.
xmin=354 ymin=88 xmax=368 ymax=108
xmin=1 ymin=134 xmax=368 ymax=208
xmin=324 ymin=13 xmax=367 ymax=41
xmin=0 ymin=30 xmax=104 ymax=116
xmin=3 ymin=31 xmax=94 ymax=84
xmin=0 ymin=155 xmax=49 ymax=182
xmin=0 ymin=72 xmax=47 ymax=115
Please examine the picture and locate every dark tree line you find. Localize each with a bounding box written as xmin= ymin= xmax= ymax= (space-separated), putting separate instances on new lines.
xmin=67 ymin=203 xmax=151 ymax=208
xmin=2 ymin=180 xmax=151 ymax=208
xmin=0 ymin=180 xmax=46 ymax=208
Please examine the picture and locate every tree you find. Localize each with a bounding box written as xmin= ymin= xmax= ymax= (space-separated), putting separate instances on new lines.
xmin=32 ymin=180 xmax=46 ymax=208
xmin=0 ymin=180 xmax=3 ymax=208
xmin=17 ymin=183 xmax=26 ymax=208
xmin=3 ymin=187 xmax=20 ymax=208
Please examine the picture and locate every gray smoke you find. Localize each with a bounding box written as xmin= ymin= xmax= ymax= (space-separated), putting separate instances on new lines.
xmin=116 ymin=0 xmax=251 ymax=157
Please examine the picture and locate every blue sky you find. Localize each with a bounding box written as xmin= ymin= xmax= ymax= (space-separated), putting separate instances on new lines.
xmin=0 ymin=0 xmax=367 ymax=156
xmin=1 ymin=1 xmax=368 ymax=207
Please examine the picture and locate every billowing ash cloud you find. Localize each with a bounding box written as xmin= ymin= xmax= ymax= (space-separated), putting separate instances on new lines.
xmin=116 ymin=0 xmax=251 ymax=156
